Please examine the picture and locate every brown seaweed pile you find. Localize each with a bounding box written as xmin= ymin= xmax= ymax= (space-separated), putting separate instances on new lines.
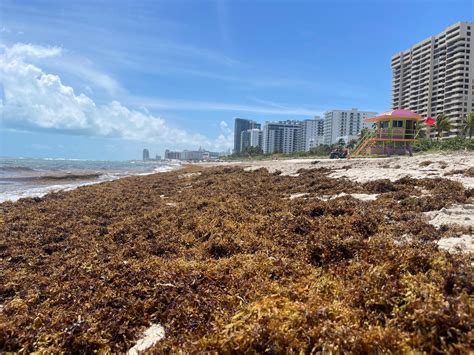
xmin=0 ymin=166 xmax=473 ymax=352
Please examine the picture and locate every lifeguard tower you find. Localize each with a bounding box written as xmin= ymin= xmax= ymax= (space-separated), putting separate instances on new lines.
xmin=352 ymin=109 xmax=423 ymax=157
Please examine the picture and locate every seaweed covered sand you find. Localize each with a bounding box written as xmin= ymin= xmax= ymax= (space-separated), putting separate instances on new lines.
xmin=0 ymin=165 xmax=473 ymax=352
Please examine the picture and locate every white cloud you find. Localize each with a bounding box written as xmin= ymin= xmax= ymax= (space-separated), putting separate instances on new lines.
xmin=0 ymin=43 xmax=215 ymax=148
xmin=130 ymin=96 xmax=323 ymax=116
xmin=219 ymin=120 xmax=231 ymax=133
xmin=45 ymin=52 xmax=124 ymax=96
xmin=4 ymin=43 xmax=62 ymax=60
xmin=214 ymin=120 xmax=233 ymax=151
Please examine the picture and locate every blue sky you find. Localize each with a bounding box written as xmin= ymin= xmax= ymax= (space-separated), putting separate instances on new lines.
xmin=0 ymin=0 xmax=472 ymax=160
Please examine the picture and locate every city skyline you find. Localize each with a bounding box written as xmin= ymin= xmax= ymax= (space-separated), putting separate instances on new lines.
xmin=0 ymin=1 xmax=472 ymax=160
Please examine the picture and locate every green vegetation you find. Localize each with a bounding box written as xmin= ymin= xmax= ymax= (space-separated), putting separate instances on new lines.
xmin=435 ymin=113 xmax=452 ymax=140
xmin=225 ymin=144 xmax=337 ymax=161
xmin=463 ymin=112 xmax=474 ymax=139
xmin=413 ymin=136 xmax=474 ymax=152
xmin=230 ymin=146 xmax=264 ymax=158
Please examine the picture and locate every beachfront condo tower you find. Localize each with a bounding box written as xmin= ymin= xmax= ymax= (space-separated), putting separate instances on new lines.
xmin=262 ymin=120 xmax=301 ymax=154
xmin=391 ymin=22 xmax=474 ymax=136
xmin=241 ymin=128 xmax=263 ymax=152
xmin=233 ymin=118 xmax=261 ymax=153
xmin=297 ymin=117 xmax=325 ymax=152
xmin=323 ymin=109 xmax=376 ymax=145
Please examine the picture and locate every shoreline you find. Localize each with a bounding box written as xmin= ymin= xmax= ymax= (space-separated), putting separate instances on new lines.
xmin=0 ymin=152 xmax=472 ymax=352
xmin=0 ymin=164 xmax=183 ymax=203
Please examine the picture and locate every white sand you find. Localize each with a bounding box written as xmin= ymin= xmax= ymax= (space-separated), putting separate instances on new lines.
xmin=222 ymin=152 xmax=474 ymax=188
xmin=127 ymin=323 xmax=165 ymax=355
xmin=424 ymin=204 xmax=474 ymax=228
xmin=321 ymin=192 xmax=379 ymax=201
xmin=424 ymin=205 xmax=473 ymax=256
xmin=289 ymin=193 xmax=310 ymax=200
xmin=437 ymin=235 xmax=474 ymax=254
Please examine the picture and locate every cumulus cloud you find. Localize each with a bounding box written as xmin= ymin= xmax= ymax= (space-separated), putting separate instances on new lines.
xmin=0 ymin=43 xmax=231 ymax=149
xmin=214 ymin=121 xmax=233 ymax=151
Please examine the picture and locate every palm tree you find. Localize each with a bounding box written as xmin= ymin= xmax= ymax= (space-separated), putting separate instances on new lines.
xmin=462 ymin=112 xmax=474 ymax=139
xmin=415 ymin=121 xmax=426 ymax=139
xmin=435 ymin=113 xmax=451 ymax=140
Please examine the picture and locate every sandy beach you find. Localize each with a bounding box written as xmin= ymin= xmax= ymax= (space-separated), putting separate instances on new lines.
xmin=210 ymin=151 xmax=474 ymax=186
xmin=0 ymin=152 xmax=473 ymax=352
xmin=218 ymin=152 xmax=474 ymax=255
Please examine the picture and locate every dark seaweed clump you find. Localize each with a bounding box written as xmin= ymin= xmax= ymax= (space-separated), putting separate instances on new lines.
xmin=0 ymin=166 xmax=472 ymax=353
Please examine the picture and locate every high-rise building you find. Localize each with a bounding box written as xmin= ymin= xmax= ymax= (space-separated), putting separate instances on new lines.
xmin=392 ymin=22 xmax=474 ymax=136
xmin=164 ymin=148 xmax=220 ymax=161
xmin=297 ymin=117 xmax=325 ymax=152
xmin=142 ymin=149 xmax=150 ymax=160
xmin=241 ymin=128 xmax=263 ymax=152
xmin=233 ymin=118 xmax=261 ymax=153
xmin=164 ymin=149 xmax=181 ymax=160
xmin=323 ymin=109 xmax=376 ymax=145
xmin=262 ymin=121 xmax=300 ymax=154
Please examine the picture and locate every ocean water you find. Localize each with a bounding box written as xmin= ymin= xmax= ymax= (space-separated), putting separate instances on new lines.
xmin=0 ymin=157 xmax=180 ymax=203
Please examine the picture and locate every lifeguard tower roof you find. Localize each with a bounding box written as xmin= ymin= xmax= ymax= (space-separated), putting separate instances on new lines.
xmin=366 ymin=109 xmax=423 ymax=123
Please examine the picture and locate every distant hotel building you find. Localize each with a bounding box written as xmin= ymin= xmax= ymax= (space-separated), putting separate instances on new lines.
xmin=233 ymin=118 xmax=261 ymax=153
xmin=235 ymin=113 xmax=367 ymax=154
xmin=298 ymin=117 xmax=324 ymax=152
xmin=241 ymin=128 xmax=263 ymax=152
xmin=262 ymin=120 xmax=300 ymax=154
xmin=391 ymin=22 xmax=474 ymax=136
xmin=323 ymin=109 xmax=376 ymax=145
xmin=142 ymin=149 xmax=150 ymax=161
xmin=164 ymin=148 xmax=221 ymax=161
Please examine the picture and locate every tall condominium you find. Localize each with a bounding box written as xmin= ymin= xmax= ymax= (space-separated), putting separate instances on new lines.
xmin=241 ymin=128 xmax=263 ymax=152
xmin=233 ymin=118 xmax=261 ymax=153
xmin=262 ymin=120 xmax=300 ymax=154
xmin=323 ymin=109 xmax=376 ymax=145
xmin=142 ymin=148 xmax=150 ymax=161
xmin=297 ymin=117 xmax=324 ymax=152
xmin=392 ymin=22 xmax=474 ymax=135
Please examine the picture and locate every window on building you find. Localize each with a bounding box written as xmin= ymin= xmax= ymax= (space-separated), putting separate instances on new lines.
xmin=393 ymin=120 xmax=403 ymax=128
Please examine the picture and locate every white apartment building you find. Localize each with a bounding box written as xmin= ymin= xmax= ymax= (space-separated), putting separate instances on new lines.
xmin=297 ymin=117 xmax=325 ymax=152
xmin=240 ymin=128 xmax=263 ymax=151
xmin=262 ymin=121 xmax=300 ymax=154
xmin=323 ymin=109 xmax=376 ymax=145
xmin=392 ymin=22 xmax=474 ymax=136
